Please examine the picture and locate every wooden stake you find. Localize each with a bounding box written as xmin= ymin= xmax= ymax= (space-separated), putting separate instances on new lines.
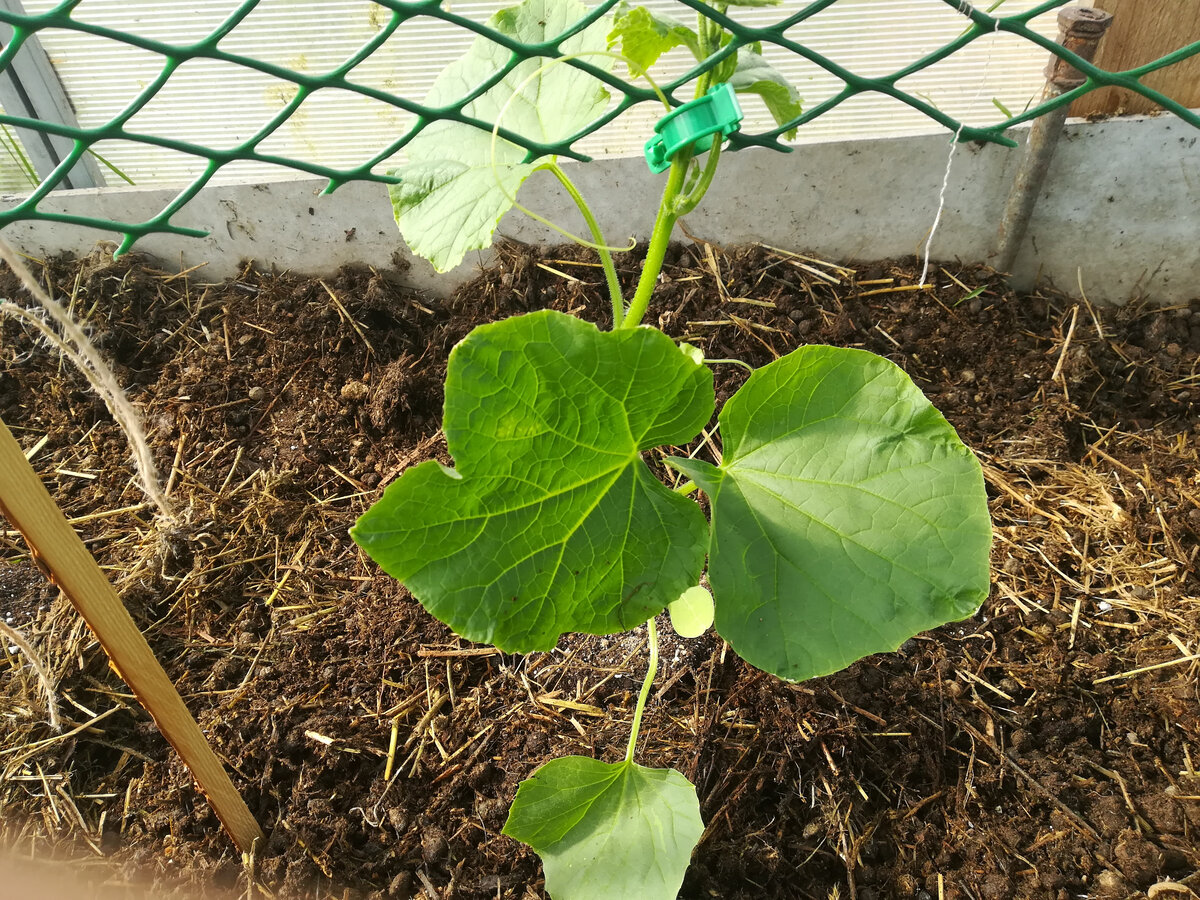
xmin=0 ymin=416 xmax=263 ymax=854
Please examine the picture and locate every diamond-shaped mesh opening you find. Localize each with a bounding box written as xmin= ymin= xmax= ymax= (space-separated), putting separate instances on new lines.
xmin=893 ymin=29 xmax=1060 ymax=131
xmin=779 ymin=0 xmax=1045 ymax=75
xmin=19 ymin=27 xmax=166 ymax=123
xmin=63 ymin=2 xmax=239 ymax=45
xmin=0 ymin=112 xmax=39 ymax=191
xmin=350 ymin=8 xmax=489 ymax=90
xmin=217 ymin=0 xmax=390 ymax=72
xmin=122 ymin=59 xmax=307 ymax=156
xmin=253 ymin=86 xmax=416 ymax=171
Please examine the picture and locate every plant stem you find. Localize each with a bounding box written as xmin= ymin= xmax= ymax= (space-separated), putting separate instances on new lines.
xmin=625 ymin=616 xmax=659 ymax=763
xmin=621 ymin=155 xmax=689 ymax=330
xmin=673 ymin=138 xmax=722 ymax=216
xmin=545 ymin=163 xmax=625 ymax=328
xmin=704 ymin=356 xmax=754 ymax=373
xmin=620 ymin=11 xmax=732 ymax=330
xmin=695 ymin=5 xmax=724 ymax=98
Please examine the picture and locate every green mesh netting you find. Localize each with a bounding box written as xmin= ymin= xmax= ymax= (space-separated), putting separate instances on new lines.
xmin=0 ymin=0 xmax=1197 ymax=252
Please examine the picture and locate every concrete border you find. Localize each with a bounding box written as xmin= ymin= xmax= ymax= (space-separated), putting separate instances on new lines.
xmin=2 ymin=114 xmax=1197 ymax=305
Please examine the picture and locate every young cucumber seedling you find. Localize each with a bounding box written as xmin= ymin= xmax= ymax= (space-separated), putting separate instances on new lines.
xmin=351 ymin=1 xmax=992 ymax=896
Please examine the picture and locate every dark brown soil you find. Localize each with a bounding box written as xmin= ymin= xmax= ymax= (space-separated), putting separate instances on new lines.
xmin=2 ymin=242 xmax=1199 ymax=900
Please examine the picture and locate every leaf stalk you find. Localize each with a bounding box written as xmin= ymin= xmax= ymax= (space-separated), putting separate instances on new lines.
xmin=625 ymin=616 xmax=660 ymax=763
xmin=544 ymin=162 xmax=626 ymax=327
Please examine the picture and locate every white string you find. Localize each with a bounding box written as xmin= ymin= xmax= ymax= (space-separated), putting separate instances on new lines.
xmin=919 ymin=127 xmax=963 ymax=287
xmin=919 ymin=5 xmax=1002 ymax=287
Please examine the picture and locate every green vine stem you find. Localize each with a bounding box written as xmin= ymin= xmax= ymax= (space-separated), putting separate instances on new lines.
xmin=625 ymin=616 xmax=660 ymax=763
xmin=620 ymin=152 xmax=690 ymax=330
xmin=704 ymin=356 xmax=753 ymax=373
xmin=695 ymin=4 xmax=726 ymax=98
xmin=673 ymin=138 xmax=722 ymax=217
xmin=543 ymin=162 xmax=626 ymax=327
xmin=619 ymin=12 xmax=734 ymax=330
xmin=606 ymin=10 xmax=739 ymax=330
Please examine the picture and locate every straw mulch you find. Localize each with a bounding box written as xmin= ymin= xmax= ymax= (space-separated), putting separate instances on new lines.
xmin=0 ymin=243 xmax=1197 ymax=900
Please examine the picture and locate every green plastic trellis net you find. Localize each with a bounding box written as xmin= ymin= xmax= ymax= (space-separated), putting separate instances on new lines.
xmin=0 ymin=0 xmax=1197 ymax=253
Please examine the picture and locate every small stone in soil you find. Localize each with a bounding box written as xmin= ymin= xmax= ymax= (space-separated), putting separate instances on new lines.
xmin=387 ymin=871 xmax=413 ymax=898
xmin=421 ymin=827 xmax=447 ymax=864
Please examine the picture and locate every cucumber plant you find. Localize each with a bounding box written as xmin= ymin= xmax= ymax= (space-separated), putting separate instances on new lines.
xmin=351 ymin=1 xmax=992 ymax=896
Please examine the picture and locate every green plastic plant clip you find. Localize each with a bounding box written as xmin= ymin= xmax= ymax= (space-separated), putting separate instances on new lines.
xmin=644 ymin=83 xmax=744 ymax=174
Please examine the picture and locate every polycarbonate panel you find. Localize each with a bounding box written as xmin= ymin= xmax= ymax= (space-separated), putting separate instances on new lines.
xmin=0 ymin=103 xmax=41 ymax=191
xmin=15 ymin=0 xmax=1066 ymax=187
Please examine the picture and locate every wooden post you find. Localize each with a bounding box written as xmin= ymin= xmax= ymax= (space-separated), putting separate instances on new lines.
xmin=0 ymin=416 xmax=264 ymax=855
xmin=1071 ymin=0 xmax=1200 ymax=117
xmin=994 ymin=7 xmax=1114 ymax=276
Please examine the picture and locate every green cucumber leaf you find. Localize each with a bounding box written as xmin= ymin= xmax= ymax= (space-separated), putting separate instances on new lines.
xmin=668 ymin=346 xmax=992 ymax=682
xmin=608 ymin=3 xmax=702 ymax=73
xmin=389 ymin=0 xmax=613 ymax=272
xmin=388 ymin=127 xmax=533 ymax=273
xmin=729 ymin=47 xmax=803 ymax=139
xmin=678 ymin=341 xmax=705 ymax=366
xmin=503 ymin=757 xmax=703 ymax=900
xmin=668 ymin=585 xmax=714 ymax=638
xmin=351 ymin=310 xmax=714 ymax=652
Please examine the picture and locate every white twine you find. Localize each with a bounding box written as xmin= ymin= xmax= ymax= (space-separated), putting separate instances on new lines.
xmin=919 ymin=4 xmax=1002 ymax=287
xmin=0 ymin=240 xmax=176 ymax=526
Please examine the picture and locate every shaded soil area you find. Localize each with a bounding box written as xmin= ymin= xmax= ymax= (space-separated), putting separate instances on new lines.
xmin=1 ymin=242 xmax=1199 ymax=900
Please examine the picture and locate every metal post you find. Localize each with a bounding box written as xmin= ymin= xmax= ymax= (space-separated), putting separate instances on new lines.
xmin=0 ymin=0 xmax=102 ymax=189
xmin=994 ymin=6 xmax=1114 ymax=275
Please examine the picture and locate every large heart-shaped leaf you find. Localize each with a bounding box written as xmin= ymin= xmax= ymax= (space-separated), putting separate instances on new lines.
xmin=503 ymin=757 xmax=703 ymax=900
xmin=390 ymin=0 xmax=613 ymax=271
xmin=669 ymin=346 xmax=991 ymax=681
xmin=352 ymin=311 xmax=713 ymax=652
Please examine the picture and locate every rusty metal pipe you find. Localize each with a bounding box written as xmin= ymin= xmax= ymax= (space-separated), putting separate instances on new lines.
xmin=994 ymin=6 xmax=1114 ymax=276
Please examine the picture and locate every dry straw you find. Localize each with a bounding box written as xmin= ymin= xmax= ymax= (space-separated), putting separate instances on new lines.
xmin=0 ymin=621 xmax=60 ymax=730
